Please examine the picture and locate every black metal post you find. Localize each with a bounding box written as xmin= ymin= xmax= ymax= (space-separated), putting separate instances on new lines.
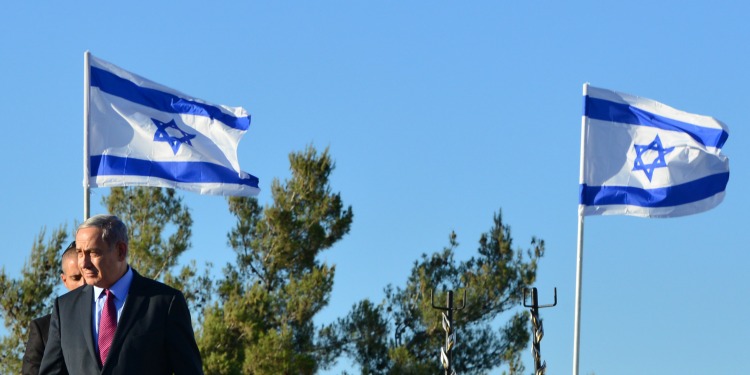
xmin=431 ymin=289 xmax=465 ymax=375
xmin=531 ymin=289 xmax=542 ymax=371
xmin=523 ymin=287 xmax=557 ymax=375
xmin=446 ymin=290 xmax=454 ymax=375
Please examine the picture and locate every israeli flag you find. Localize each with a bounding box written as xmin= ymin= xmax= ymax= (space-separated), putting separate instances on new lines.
xmin=579 ymin=85 xmax=729 ymax=218
xmin=87 ymin=54 xmax=259 ymax=196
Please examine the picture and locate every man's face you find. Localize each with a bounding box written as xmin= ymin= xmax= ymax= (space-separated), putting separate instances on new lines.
xmin=60 ymin=256 xmax=84 ymax=291
xmin=76 ymin=227 xmax=127 ymax=288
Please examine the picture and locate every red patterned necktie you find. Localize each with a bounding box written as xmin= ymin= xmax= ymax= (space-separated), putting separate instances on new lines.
xmin=98 ymin=289 xmax=117 ymax=365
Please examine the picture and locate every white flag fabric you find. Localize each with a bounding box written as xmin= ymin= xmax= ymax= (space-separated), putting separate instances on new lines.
xmin=87 ymin=54 xmax=259 ymax=196
xmin=580 ymin=85 xmax=729 ymax=218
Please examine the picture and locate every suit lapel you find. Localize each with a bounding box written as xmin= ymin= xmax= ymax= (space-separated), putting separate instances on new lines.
xmin=76 ymin=285 xmax=99 ymax=368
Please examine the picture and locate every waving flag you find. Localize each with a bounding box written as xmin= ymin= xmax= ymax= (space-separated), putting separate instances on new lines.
xmin=579 ymin=85 xmax=729 ymax=218
xmin=86 ymin=54 xmax=259 ymax=196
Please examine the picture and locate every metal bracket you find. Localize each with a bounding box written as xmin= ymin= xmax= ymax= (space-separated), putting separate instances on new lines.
xmin=524 ymin=287 xmax=557 ymax=309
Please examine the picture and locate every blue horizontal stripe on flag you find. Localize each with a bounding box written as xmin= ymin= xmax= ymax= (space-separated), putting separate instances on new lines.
xmin=579 ymin=172 xmax=729 ymax=208
xmin=585 ymin=96 xmax=728 ymax=149
xmin=91 ymin=155 xmax=259 ymax=188
xmin=90 ymin=66 xmax=250 ymax=131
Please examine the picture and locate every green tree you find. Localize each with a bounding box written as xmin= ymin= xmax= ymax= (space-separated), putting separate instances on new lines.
xmin=198 ymin=146 xmax=353 ymax=375
xmin=0 ymin=226 xmax=68 ymax=374
xmin=104 ymin=187 xmax=193 ymax=280
xmin=104 ymin=187 xmax=212 ymax=320
xmin=336 ymin=211 xmax=544 ymax=374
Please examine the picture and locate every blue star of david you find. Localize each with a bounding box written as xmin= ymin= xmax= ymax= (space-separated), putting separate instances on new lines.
xmin=632 ymin=134 xmax=674 ymax=181
xmin=152 ymin=118 xmax=196 ymax=155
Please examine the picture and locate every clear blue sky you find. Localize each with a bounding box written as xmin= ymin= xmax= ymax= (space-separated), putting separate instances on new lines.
xmin=1 ymin=2 xmax=747 ymax=374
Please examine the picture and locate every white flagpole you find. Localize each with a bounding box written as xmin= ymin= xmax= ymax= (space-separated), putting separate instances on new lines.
xmin=572 ymin=82 xmax=589 ymax=375
xmin=83 ymin=51 xmax=91 ymax=220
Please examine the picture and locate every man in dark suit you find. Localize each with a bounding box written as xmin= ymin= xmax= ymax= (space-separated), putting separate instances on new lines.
xmin=22 ymin=241 xmax=85 ymax=375
xmin=39 ymin=214 xmax=203 ymax=375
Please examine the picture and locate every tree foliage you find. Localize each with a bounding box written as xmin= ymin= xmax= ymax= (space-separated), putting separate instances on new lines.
xmin=198 ymin=146 xmax=354 ymax=375
xmin=0 ymin=147 xmax=548 ymax=374
xmin=0 ymin=226 xmax=68 ymax=374
xmin=104 ymin=186 xmax=216 ymax=322
xmin=104 ymin=187 xmax=193 ymax=280
xmin=335 ymin=212 xmax=544 ymax=374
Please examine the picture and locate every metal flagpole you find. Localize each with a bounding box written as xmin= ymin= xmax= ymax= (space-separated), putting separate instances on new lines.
xmin=572 ymin=82 xmax=589 ymax=375
xmin=572 ymin=211 xmax=584 ymax=375
xmin=83 ymin=51 xmax=91 ymax=220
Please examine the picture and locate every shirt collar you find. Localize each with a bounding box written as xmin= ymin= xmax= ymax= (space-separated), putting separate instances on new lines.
xmin=93 ymin=266 xmax=134 ymax=300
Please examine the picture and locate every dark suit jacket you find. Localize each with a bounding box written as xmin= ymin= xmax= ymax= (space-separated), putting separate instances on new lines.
xmin=39 ymin=269 xmax=203 ymax=375
xmin=22 ymin=314 xmax=51 ymax=375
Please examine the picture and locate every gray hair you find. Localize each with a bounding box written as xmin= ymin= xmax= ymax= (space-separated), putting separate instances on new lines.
xmin=77 ymin=214 xmax=129 ymax=247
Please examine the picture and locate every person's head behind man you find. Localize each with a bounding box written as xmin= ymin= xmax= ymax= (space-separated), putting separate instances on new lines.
xmin=76 ymin=214 xmax=129 ymax=289
xmin=61 ymin=241 xmax=85 ymax=291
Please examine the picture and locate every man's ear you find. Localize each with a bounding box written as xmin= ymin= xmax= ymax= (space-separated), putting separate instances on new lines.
xmin=60 ymin=273 xmax=66 ymax=283
xmin=117 ymin=241 xmax=128 ymax=261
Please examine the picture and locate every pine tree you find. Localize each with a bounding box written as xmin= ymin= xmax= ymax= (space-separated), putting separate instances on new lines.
xmin=103 ymin=187 xmax=212 ymax=317
xmin=0 ymin=227 xmax=68 ymax=374
xmin=336 ymin=211 xmax=544 ymax=374
xmin=198 ymin=146 xmax=353 ymax=374
xmin=103 ymin=187 xmax=193 ymax=280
